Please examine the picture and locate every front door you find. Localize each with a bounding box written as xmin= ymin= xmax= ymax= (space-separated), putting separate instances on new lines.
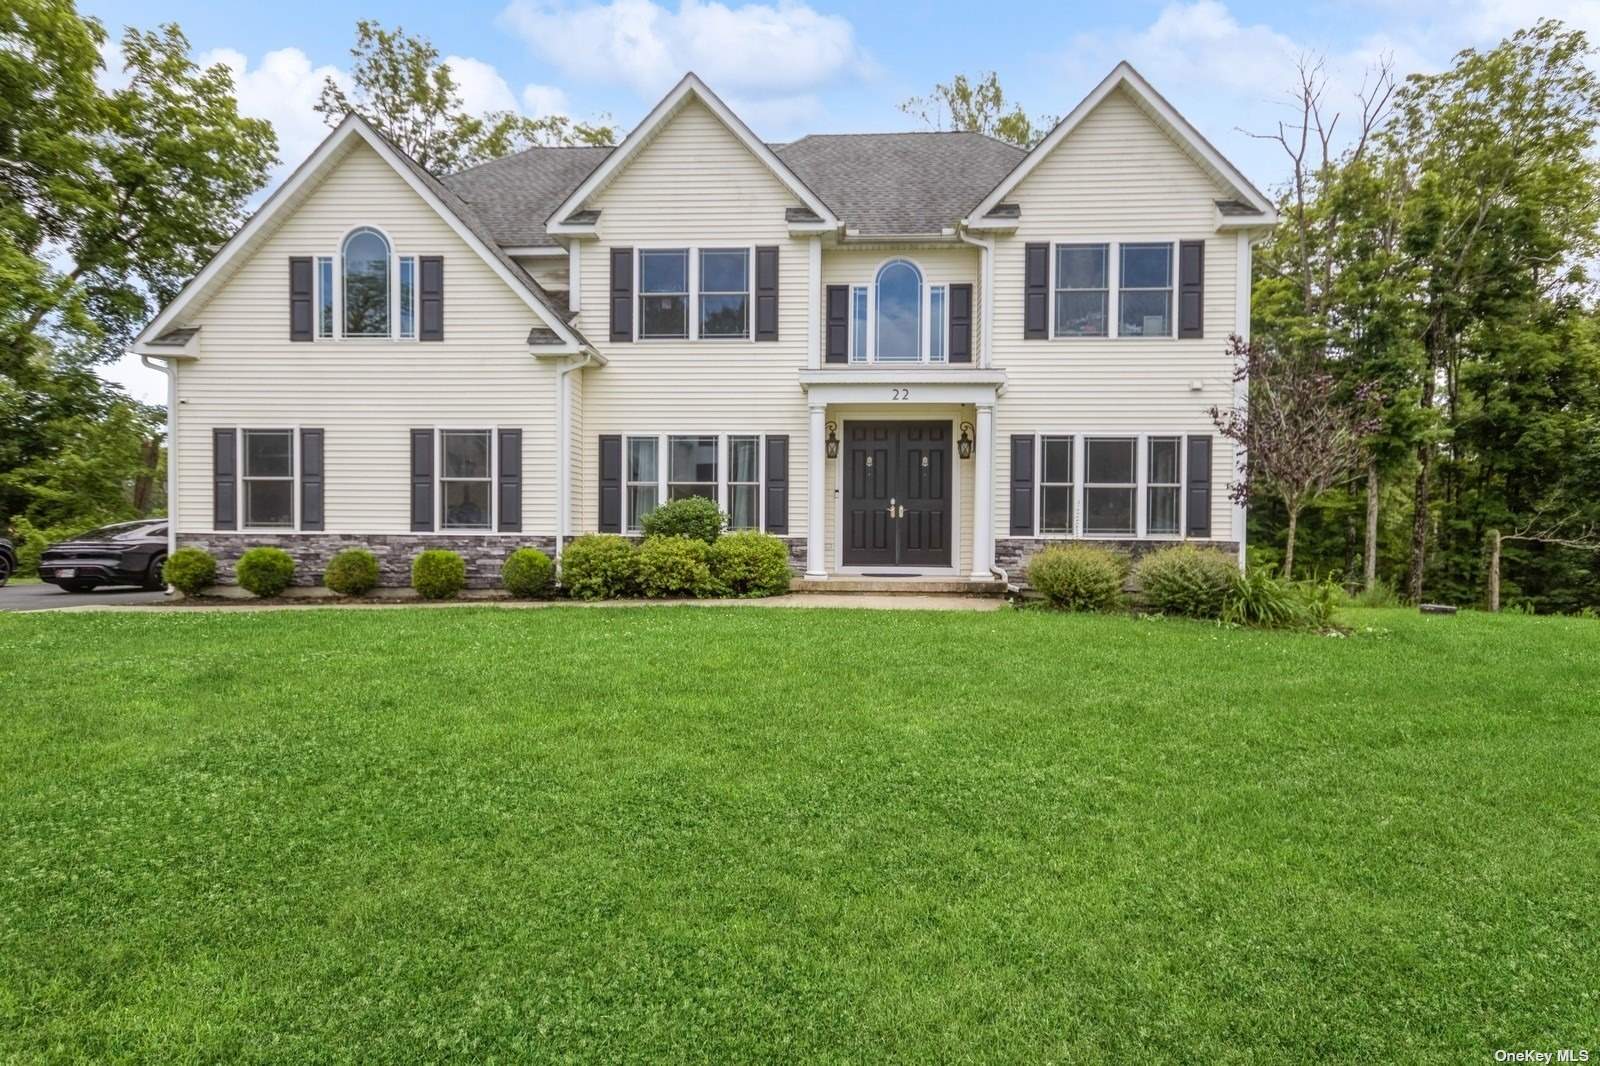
xmin=842 ymin=421 xmax=953 ymax=569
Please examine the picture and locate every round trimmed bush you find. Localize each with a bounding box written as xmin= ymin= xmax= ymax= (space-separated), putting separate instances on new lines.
xmin=324 ymin=548 xmax=380 ymax=596
xmin=637 ymin=535 xmax=716 ymax=598
xmin=501 ymin=547 xmax=554 ymax=597
xmin=236 ymin=546 xmax=296 ymax=598
xmin=1027 ymin=544 xmax=1125 ymax=612
xmin=1135 ymin=544 xmax=1237 ymax=618
xmin=412 ymin=549 xmax=466 ymax=600
xmin=163 ymin=547 xmax=217 ymax=595
xmin=639 ymin=495 xmax=724 ymax=544
xmin=709 ymin=531 xmax=791 ymax=597
xmin=560 ymin=535 xmax=639 ymax=600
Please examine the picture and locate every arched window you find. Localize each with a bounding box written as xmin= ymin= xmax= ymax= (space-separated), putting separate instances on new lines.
xmin=875 ymin=259 xmax=922 ymax=362
xmin=343 ymin=228 xmax=391 ymax=337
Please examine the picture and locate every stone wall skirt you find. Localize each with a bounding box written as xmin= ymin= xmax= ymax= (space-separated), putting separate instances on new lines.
xmin=181 ymin=533 xmax=558 ymax=589
xmin=994 ymin=538 xmax=1242 ymax=575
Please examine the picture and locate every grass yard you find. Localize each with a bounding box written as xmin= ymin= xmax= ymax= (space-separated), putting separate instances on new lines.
xmin=1 ymin=606 xmax=1597 ymax=1062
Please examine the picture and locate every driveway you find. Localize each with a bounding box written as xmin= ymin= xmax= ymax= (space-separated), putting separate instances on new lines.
xmin=0 ymin=582 xmax=173 ymax=612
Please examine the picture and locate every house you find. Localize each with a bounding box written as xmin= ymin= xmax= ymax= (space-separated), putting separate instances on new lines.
xmin=132 ymin=63 xmax=1277 ymax=588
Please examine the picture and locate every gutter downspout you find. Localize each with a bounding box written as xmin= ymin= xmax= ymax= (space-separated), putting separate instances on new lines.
xmin=139 ymin=353 xmax=178 ymax=591
xmin=554 ymin=350 xmax=596 ymax=563
xmin=957 ymin=225 xmax=1000 ymax=581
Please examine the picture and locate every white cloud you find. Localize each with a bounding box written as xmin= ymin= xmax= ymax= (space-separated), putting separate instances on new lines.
xmin=521 ymin=83 xmax=572 ymax=118
xmin=499 ymin=0 xmax=866 ymax=103
xmin=444 ymin=55 xmax=523 ymax=115
xmin=199 ymin=47 xmax=347 ymax=178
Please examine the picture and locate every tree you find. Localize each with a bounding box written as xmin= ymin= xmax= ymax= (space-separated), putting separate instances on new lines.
xmin=1211 ymin=337 xmax=1379 ymax=578
xmin=900 ymin=71 xmax=1051 ymax=147
xmin=316 ymin=21 xmax=614 ymax=173
xmin=1 ymin=14 xmax=278 ymax=368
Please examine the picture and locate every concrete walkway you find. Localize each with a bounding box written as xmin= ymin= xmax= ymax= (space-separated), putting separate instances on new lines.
xmin=25 ymin=592 xmax=1006 ymax=614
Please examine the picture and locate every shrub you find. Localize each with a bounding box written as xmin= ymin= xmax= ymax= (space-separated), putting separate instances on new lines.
xmin=412 ymin=549 xmax=466 ymax=600
xmin=709 ymin=531 xmax=792 ymax=597
xmin=1299 ymin=574 xmax=1342 ymax=629
xmin=640 ymin=496 xmax=724 ymax=544
xmin=1222 ymin=568 xmax=1305 ymax=628
xmin=1136 ymin=545 xmax=1237 ymax=618
xmin=1027 ymin=544 xmax=1125 ymax=612
xmin=324 ymin=548 xmax=380 ymax=596
xmin=163 ymin=547 xmax=217 ymax=595
xmin=501 ymin=547 xmax=554 ymax=598
xmin=637 ymin=535 xmax=717 ymax=598
xmin=560 ymin=535 xmax=639 ymax=600
xmin=236 ymin=546 xmax=296 ymax=598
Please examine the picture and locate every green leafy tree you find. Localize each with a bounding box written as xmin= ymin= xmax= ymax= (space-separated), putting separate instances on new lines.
xmin=315 ymin=21 xmax=614 ymax=173
xmin=900 ymin=71 xmax=1051 ymax=147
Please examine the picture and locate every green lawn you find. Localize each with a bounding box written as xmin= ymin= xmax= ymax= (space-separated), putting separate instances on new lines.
xmin=1 ymin=606 xmax=1597 ymax=1062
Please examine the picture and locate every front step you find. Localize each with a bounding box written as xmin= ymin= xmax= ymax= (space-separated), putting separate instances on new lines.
xmin=790 ymin=577 xmax=1006 ymax=596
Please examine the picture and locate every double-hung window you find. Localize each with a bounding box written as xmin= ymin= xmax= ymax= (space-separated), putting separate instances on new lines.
xmin=1147 ymin=437 xmax=1182 ymax=535
xmin=242 ymin=429 xmax=294 ymax=529
xmin=728 ymin=436 xmax=761 ymax=530
xmin=1041 ymin=436 xmax=1074 ymax=534
xmin=699 ymin=249 xmax=749 ymax=338
xmin=1119 ymin=243 xmax=1173 ymax=337
xmin=1084 ymin=437 xmax=1136 ymax=535
xmin=626 ymin=437 xmax=659 ymax=533
xmin=440 ymin=430 xmax=492 ymax=530
xmin=1055 ymin=244 xmax=1109 ymax=337
xmin=639 ymin=250 xmax=689 ymax=338
xmin=668 ymin=436 xmax=717 ymax=502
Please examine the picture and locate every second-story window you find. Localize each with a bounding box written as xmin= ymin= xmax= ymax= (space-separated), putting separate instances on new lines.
xmin=342 ymin=228 xmax=391 ymax=337
xmin=1119 ymin=243 xmax=1173 ymax=337
xmin=875 ymin=259 xmax=922 ymax=362
xmin=699 ymin=250 xmax=749 ymax=338
xmin=639 ymin=249 xmax=689 ymax=338
xmin=1055 ymin=244 xmax=1109 ymax=337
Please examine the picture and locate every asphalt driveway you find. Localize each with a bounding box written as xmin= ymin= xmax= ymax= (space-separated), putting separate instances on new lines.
xmin=0 ymin=582 xmax=173 ymax=612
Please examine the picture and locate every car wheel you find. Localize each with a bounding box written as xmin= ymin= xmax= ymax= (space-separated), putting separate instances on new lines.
xmin=145 ymin=554 xmax=167 ymax=590
xmin=63 ymin=580 xmax=99 ymax=593
xmin=0 ymin=555 xmax=12 ymax=589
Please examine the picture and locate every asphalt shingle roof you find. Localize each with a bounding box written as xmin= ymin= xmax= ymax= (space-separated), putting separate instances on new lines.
xmin=438 ymin=131 xmax=1026 ymax=243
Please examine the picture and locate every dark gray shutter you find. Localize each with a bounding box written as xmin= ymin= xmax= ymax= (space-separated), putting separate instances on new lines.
xmin=949 ymin=283 xmax=973 ymax=363
xmin=754 ymin=245 xmax=779 ymax=342
xmin=498 ymin=428 xmax=522 ymax=532
xmin=213 ymin=428 xmax=237 ymax=530
xmin=289 ymin=257 xmax=313 ymax=342
xmin=825 ymin=284 xmax=848 ymax=363
xmin=598 ymin=435 xmax=622 ymax=533
xmin=1024 ymin=243 xmax=1048 ymax=339
xmin=1009 ymin=434 xmax=1035 ymax=536
xmin=410 ymin=429 xmax=434 ymax=532
xmin=419 ymin=256 xmax=444 ymax=341
xmin=764 ymin=435 xmax=788 ymax=534
xmin=609 ymin=248 xmax=632 ymax=342
xmin=1179 ymin=240 xmax=1204 ymax=339
xmin=300 ymin=428 xmax=324 ymax=531
xmin=1186 ymin=434 xmax=1212 ymax=537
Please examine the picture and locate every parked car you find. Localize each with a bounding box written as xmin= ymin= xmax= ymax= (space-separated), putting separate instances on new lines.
xmin=36 ymin=521 xmax=169 ymax=592
xmin=0 ymin=537 xmax=15 ymax=588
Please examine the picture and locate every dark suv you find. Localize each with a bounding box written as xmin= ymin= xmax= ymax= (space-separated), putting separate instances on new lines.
xmin=0 ymin=537 xmax=15 ymax=588
xmin=37 ymin=521 xmax=169 ymax=592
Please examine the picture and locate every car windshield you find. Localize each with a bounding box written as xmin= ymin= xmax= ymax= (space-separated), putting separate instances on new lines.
xmin=73 ymin=521 xmax=159 ymax=541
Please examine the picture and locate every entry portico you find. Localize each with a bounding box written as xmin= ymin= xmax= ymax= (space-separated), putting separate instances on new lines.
xmin=799 ymin=370 xmax=1005 ymax=581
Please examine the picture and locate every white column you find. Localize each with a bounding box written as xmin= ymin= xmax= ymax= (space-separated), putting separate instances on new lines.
xmin=806 ymin=403 xmax=828 ymax=578
xmin=970 ymin=403 xmax=994 ymax=579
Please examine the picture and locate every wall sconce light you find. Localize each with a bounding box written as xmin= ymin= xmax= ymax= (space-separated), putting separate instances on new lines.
xmin=958 ymin=421 xmax=974 ymax=459
xmin=825 ymin=421 xmax=839 ymax=459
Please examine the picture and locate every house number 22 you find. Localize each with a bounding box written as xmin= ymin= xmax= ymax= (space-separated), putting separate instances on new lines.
xmin=890 ymin=388 xmax=911 ymax=401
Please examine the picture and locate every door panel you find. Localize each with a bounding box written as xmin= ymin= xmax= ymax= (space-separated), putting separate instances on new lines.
xmin=841 ymin=421 xmax=953 ymax=568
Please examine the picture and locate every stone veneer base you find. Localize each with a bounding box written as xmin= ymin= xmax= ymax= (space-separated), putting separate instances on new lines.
xmin=994 ymin=538 xmax=1242 ymax=576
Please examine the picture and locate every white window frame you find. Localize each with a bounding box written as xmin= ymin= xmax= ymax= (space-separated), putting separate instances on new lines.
xmin=927 ymin=284 xmax=948 ymax=362
xmin=306 ymin=226 xmax=424 ymax=343
xmin=1052 ymin=243 xmax=1109 ymax=338
xmin=315 ymin=256 xmax=335 ymax=340
xmin=844 ymin=257 xmax=955 ymax=364
xmin=1046 ymin=239 xmax=1181 ymax=341
xmin=1145 ymin=435 xmax=1183 ymax=538
xmin=622 ymin=431 xmax=771 ymax=533
xmin=1038 ymin=434 xmax=1075 ymax=535
xmin=848 ymin=284 xmax=868 ymax=362
xmin=637 ymin=248 xmax=691 ymax=340
xmin=1030 ymin=431 xmax=1188 ymax=540
xmin=666 ymin=434 xmax=720 ymax=504
xmin=398 ymin=255 xmax=417 ymax=340
xmin=1117 ymin=242 xmax=1175 ymax=339
xmin=239 ymin=427 xmax=298 ymax=532
xmin=726 ymin=434 xmax=763 ymax=531
xmin=437 ymin=428 xmax=496 ymax=532
xmin=697 ymin=248 xmax=751 ymax=340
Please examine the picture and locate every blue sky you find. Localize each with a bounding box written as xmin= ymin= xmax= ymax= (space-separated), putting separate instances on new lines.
xmin=92 ymin=0 xmax=1565 ymax=400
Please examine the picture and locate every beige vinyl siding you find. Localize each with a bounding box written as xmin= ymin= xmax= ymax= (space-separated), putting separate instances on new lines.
xmin=573 ymin=98 xmax=810 ymax=531
xmin=519 ymin=256 xmax=570 ymax=294
xmin=175 ymin=139 xmax=559 ymax=534
xmin=990 ymin=86 xmax=1240 ymax=538
xmin=820 ymin=245 xmax=981 ymax=362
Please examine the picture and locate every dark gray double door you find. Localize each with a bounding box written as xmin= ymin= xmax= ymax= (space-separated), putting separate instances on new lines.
xmin=842 ymin=421 xmax=953 ymax=568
